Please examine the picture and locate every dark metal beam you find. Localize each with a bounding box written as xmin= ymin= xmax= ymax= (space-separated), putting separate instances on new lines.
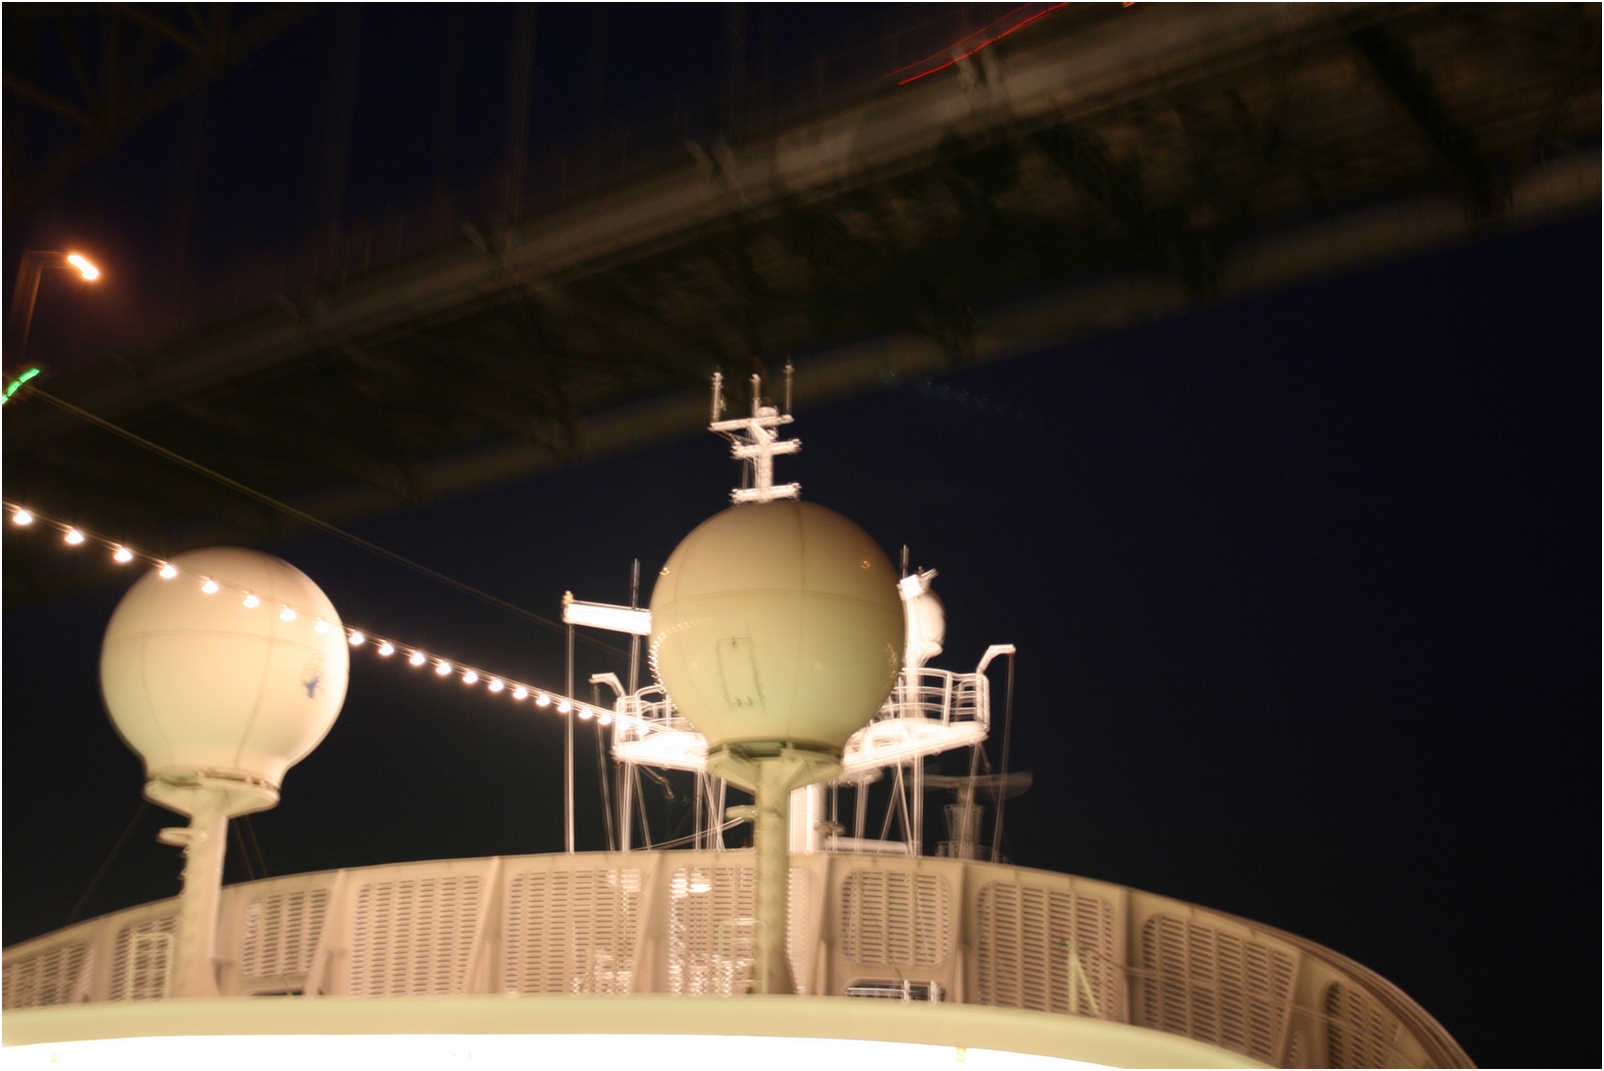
xmin=2 ymin=74 xmax=94 ymax=128
xmin=107 ymin=4 xmax=208 ymax=57
xmin=1350 ymin=24 xmax=1505 ymax=220
xmin=8 ymin=5 xmax=312 ymax=213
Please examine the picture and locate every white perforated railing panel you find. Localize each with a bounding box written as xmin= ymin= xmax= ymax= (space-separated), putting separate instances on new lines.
xmin=667 ymin=864 xmax=809 ymax=994
xmin=347 ymin=875 xmax=483 ymax=995
xmin=239 ymin=888 xmax=329 ymax=984
xmin=502 ymin=867 xmax=642 ymax=994
xmin=839 ymin=870 xmax=952 ymax=968
xmin=2 ymin=940 xmax=90 ymax=1009
xmin=1137 ymin=914 xmax=1297 ymax=1064
xmin=110 ymin=914 xmax=177 ymax=1001
xmin=1325 ymin=980 xmax=1412 ymax=1068
xmin=976 ymin=883 xmax=1122 ymax=1019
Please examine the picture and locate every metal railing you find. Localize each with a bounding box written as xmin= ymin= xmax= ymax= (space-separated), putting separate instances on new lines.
xmin=873 ymin=667 xmax=989 ymax=729
xmin=1 ymin=851 xmax=1469 ymax=1067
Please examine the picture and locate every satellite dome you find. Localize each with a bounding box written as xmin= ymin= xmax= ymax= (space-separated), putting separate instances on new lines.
xmin=648 ymin=501 xmax=903 ymax=755
xmin=100 ymin=547 xmax=349 ymax=814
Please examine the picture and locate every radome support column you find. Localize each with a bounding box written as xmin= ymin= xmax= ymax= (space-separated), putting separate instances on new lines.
xmin=753 ymin=758 xmax=797 ymax=995
xmin=168 ymin=788 xmax=228 ymax=997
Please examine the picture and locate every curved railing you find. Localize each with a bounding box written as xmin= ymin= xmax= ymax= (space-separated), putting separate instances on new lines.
xmin=1 ymin=851 xmax=1470 ymax=1068
xmin=611 ymin=667 xmax=990 ymax=774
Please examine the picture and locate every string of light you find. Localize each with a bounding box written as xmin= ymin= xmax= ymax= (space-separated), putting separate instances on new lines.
xmin=3 ymin=499 xmax=616 ymax=727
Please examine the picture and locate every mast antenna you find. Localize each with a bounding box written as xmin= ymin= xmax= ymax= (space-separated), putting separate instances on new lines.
xmin=709 ymin=370 xmax=801 ymax=504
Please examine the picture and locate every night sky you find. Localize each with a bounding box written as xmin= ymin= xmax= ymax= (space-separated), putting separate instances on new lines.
xmin=3 ymin=7 xmax=1600 ymax=1069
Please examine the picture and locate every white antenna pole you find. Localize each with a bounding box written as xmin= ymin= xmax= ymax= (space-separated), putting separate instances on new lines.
xmin=710 ymin=371 xmax=801 ymax=504
xmin=165 ymin=787 xmax=229 ymax=997
xmin=565 ymin=614 xmax=575 ymax=854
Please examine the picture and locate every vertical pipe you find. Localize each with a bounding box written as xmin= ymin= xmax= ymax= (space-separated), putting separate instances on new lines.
xmin=565 ymin=622 xmax=575 ymax=853
xmin=960 ymin=743 xmax=981 ymax=859
xmin=911 ymin=756 xmax=923 ymax=857
xmin=854 ymin=778 xmax=868 ymax=841
xmin=171 ymin=790 xmax=228 ymax=997
xmin=715 ymin=779 xmax=727 ymax=851
xmin=633 ymin=766 xmax=652 ymax=848
xmin=753 ymin=761 xmax=793 ymax=994
xmin=787 ymin=784 xmax=823 ymax=853
xmin=991 ymin=652 xmax=1015 ymax=864
xmin=694 ymin=773 xmax=705 ymax=851
xmin=619 ymin=762 xmax=634 ymax=852
xmin=628 ymin=559 xmax=640 ymax=693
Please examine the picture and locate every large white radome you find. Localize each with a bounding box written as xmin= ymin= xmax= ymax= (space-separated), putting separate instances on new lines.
xmin=100 ymin=548 xmax=348 ymax=805
xmin=648 ymin=501 xmax=903 ymax=754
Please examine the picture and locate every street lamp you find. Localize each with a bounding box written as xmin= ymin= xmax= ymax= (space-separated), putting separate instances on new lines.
xmin=7 ymin=249 xmax=101 ymax=365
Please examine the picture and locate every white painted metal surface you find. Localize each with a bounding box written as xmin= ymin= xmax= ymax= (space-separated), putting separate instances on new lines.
xmin=100 ymin=547 xmax=348 ymax=802
xmin=2 ymin=851 xmax=1470 ymax=1068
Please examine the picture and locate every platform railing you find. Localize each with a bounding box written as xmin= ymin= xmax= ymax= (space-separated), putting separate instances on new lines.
xmin=2 ymin=851 xmax=1471 ymax=1068
xmin=614 ymin=667 xmax=988 ymax=752
xmin=873 ymin=667 xmax=989 ymax=729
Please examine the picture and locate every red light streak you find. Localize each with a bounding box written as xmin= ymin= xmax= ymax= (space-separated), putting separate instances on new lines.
xmin=896 ymin=3 xmax=1070 ymax=87
xmin=885 ymin=5 xmax=1036 ymax=79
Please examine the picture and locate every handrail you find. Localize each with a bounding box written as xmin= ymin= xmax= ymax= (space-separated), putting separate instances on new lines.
xmin=0 ymin=851 xmax=1466 ymax=1067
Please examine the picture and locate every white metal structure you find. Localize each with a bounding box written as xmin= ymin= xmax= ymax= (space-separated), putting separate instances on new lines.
xmin=98 ymin=546 xmax=350 ymax=999
xmin=2 ymin=849 xmax=1470 ymax=1068
xmin=3 ymin=370 xmax=1473 ymax=1067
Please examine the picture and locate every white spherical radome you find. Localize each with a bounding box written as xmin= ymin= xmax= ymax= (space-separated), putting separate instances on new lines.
xmin=100 ymin=548 xmax=349 ymax=803
xmin=649 ymin=501 xmax=904 ymax=755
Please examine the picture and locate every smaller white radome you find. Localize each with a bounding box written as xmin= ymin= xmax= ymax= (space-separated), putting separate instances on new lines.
xmin=99 ymin=547 xmax=349 ymax=808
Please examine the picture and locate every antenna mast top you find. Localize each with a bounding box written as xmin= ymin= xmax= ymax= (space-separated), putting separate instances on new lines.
xmin=709 ymin=364 xmax=800 ymax=504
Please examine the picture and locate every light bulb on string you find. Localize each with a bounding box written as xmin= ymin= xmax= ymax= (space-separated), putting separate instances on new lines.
xmin=598 ymin=711 xmax=614 ymax=727
xmin=6 ymin=500 xmax=598 ymax=730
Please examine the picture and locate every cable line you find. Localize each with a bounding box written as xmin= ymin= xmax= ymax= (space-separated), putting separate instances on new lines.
xmin=20 ymin=385 xmax=624 ymax=654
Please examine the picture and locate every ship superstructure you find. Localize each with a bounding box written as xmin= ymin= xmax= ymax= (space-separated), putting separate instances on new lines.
xmin=1 ymin=374 xmax=1472 ymax=1069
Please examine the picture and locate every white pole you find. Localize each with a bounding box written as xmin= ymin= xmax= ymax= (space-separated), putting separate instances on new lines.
xmin=170 ymin=788 xmax=228 ymax=997
xmin=619 ymin=762 xmax=634 ymax=852
xmin=565 ymin=622 xmax=575 ymax=854
xmin=753 ymin=760 xmax=795 ymax=994
xmin=911 ymin=757 xmax=923 ymax=856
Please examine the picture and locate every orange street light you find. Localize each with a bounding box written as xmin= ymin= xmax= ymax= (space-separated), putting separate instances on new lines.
xmin=7 ymin=250 xmax=104 ymax=366
xmin=65 ymin=253 xmax=100 ymax=282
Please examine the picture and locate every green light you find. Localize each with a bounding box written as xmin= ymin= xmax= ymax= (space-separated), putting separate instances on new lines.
xmin=2 ymin=367 xmax=40 ymax=405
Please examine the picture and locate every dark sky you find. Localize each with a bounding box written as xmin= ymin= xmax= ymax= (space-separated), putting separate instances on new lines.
xmin=3 ymin=6 xmax=1600 ymax=1069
